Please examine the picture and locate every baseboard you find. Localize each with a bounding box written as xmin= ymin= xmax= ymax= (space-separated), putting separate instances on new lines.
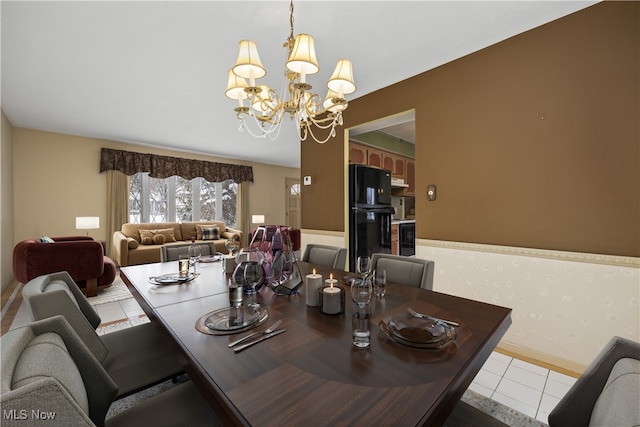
xmin=496 ymin=342 xmax=585 ymax=378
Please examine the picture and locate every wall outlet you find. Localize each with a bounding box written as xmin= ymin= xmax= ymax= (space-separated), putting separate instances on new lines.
xmin=303 ymin=176 xmax=312 ymax=185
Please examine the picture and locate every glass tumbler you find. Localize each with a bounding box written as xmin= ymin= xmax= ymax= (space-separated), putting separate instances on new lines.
xmin=374 ymin=269 xmax=386 ymax=297
xmin=352 ymin=302 xmax=372 ymax=348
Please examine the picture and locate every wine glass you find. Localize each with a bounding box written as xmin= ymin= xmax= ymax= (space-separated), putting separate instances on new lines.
xmin=188 ymin=245 xmax=201 ymax=275
xmin=243 ymin=261 xmax=264 ymax=309
xmin=356 ymin=256 xmax=372 ymax=280
xmin=350 ymin=275 xmax=373 ymax=309
xmin=224 ymin=239 xmax=240 ymax=256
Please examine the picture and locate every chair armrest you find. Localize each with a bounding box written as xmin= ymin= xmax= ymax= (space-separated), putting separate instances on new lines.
xmin=548 ymin=336 xmax=640 ymax=427
xmin=221 ymin=227 xmax=242 ymax=241
xmin=29 ymin=316 xmax=118 ymax=424
xmin=112 ymin=231 xmax=130 ymax=267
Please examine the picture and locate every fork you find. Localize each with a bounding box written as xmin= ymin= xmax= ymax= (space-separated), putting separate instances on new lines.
xmin=227 ymin=320 xmax=282 ymax=348
xmin=407 ymin=307 xmax=459 ymax=327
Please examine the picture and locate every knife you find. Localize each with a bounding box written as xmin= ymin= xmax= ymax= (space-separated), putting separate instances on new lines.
xmin=233 ymin=329 xmax=287 ymax=353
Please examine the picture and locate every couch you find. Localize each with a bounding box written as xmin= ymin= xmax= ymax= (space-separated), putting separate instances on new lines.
xmin=13 ymin=236 xmax=116 ymax=297
xmin=112 ymin=221 xmax=242 ymax=267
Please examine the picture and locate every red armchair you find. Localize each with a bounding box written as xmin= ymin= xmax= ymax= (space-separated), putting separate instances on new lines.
xmin=13 ymin=236 xmax=116 ymax=297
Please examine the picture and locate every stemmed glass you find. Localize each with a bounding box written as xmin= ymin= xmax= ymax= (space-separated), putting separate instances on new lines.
xmin=356 ymin=256 xmax=372 ymax=281
xmin=224 ymin=239 xmax=240 ymax=256
xmin=188 ymin=245 xmax=201 ymax=275
xmin=243 ymin=261 xmax=264 ymax=309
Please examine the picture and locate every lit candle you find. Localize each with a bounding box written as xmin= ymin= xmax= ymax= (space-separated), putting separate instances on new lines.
xmin=322 ymin=274 xmax=341 ymax=314
xmin=305 ymin=268 xmax=323 ymax=307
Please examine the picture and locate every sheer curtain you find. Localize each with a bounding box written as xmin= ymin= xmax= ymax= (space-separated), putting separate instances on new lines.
xmin=106 ymin=170 xmax=129 ymax=258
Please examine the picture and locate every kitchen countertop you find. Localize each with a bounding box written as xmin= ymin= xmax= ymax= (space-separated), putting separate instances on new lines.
xmin=392 ymin=219 xmax=416 ymax=225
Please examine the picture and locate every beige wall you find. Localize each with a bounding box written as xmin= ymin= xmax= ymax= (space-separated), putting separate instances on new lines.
xmin=11 ymin=127 xmax=299 ymax=250
xmin=1 ymin=110 xmax=15 ymax=293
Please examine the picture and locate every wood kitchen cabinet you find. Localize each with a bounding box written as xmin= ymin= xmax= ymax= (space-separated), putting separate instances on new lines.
xmin=391 ymin=223 xmax=399 ymax=255
xmin=349 ymin=143 xmax=367 ymax=165
xmin=383 ymin=152 xmax=406 ymax=179
xmin=404 ymin=159 xmax=415 ymax=196
xmin=367 ymin=149 xmax=383 ymax=168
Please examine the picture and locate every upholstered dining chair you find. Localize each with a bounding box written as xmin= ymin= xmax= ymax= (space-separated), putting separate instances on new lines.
xmin=302 ymin=244 xmax=348 ymax=270
xmin=0 ymin=316 xmax=219 ymax=427
xmin=370 ymin=253 xmax=435 ymax=290
xmin=22 ymin=271 xmax=184 ymax=398
xmin=548 ymin=336 xmax=640 ymax=427
xmin=160 ymin=242 xmax=217 ymax=262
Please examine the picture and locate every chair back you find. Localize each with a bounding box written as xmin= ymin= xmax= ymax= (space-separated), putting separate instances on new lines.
xmin=22 ymin=272 xmax=108 ymax=363
xmin=302 ymin=244 xmax=347 ymax=270
xmin=0 ymin=316 xmax=118 ymax=427
xmin=370 ymin=253 xmax=434 ymax=290
xmin=160 ymin=242 xmax=216 ymax=262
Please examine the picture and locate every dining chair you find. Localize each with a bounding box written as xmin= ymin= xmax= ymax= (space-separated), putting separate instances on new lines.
xmin=160 ymin=242 xmax=217 ymax=262
xmin=370 ymin=253 xmax=434 ymax=290
xmin=548 ymin=336 xmax=640 ymax=427
xmin=21 ymin=271 xmax=185 ymax=399
xmin=301 ymin=244 xmax=347 ymax=270
xmin=0 ymin=315 xmax=219 ymax=427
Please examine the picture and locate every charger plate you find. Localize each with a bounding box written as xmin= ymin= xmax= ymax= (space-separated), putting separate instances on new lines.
xmin=379 ymin=314 xmax=456 ymax=350
xmin=148 ymin=273 xmax=197 ymax=285
xmin=195 ymin=306 xmax=268 ymax=336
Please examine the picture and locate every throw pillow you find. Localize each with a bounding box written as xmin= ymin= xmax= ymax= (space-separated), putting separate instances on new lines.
xmin=201 ymin=227 xmax=220 ymax=240
xmin=196 ymin=223 xmax=223 ymax=240
xmin=39 ymin=236 xmax=55 ymax=243
xmin=152 ymin=234 xmax=166 ymax=245
xmin=139 ymin=228 xmax=177 ymax=245
xmin=127 ymin=237 xmax=139 ymax=249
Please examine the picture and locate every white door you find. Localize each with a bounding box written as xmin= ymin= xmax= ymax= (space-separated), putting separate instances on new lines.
xmin=285 ymin=177 xmax=301 ymax=229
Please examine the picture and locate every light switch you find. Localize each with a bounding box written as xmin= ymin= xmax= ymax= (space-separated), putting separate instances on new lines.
xmin=427 ymin=184 xmax=436 ymax=201
xmin=303 ymin=176 xmax=312 ymax=185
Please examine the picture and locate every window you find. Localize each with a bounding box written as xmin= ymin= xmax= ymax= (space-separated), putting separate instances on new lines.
xmin=129 ymin=173 xmax=237 ymax=227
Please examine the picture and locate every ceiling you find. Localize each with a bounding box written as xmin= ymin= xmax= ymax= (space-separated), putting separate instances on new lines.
xmin=1 ymin=1 xmax=597 ymax=168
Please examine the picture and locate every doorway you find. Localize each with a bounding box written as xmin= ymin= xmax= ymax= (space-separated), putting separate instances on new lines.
xmin=285 ymin=177 xmax=301 ymax=229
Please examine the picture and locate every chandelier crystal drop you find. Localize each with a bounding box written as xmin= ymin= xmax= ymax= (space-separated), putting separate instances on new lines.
xmin=225 ymin=0 xmax=356 ymax=144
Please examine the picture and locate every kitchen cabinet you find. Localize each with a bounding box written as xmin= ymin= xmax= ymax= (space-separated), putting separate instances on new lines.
xmin=383 ymin=152 xmax=405 ymax=179
xmin=367 ymin=149 xmax=383 ymax=168
xmin=404 ymin=159 xmax=415 ymax=196
xmin=349 ymin=143 xmax=367 ymax=165
xmin=391 ymin=223 xmax=399 ymax=255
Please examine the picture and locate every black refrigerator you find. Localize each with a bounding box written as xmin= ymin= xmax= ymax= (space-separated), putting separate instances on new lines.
xmin=348 ymin=164 xmax=395 ymax=272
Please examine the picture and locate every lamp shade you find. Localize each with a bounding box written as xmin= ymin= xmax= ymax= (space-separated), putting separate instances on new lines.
xmin=251 ymin=85 xmax=275 ymax=115
xmin=251 ymin=215 xmax=265 ymax=224
xmin=225 ymin=69 xmax=248 ymax=100
xmin=286 ymin=34 xmax=319 ymax=76
xmin=233 ymin=40 xmax=266 ymax=82
xmin=76 ymin=216 xmax=99 ymax=230
xmin=323 ymin=89 xmax=348 ymax=113
xmin=327 ymin=59 xmax=356 ymax=95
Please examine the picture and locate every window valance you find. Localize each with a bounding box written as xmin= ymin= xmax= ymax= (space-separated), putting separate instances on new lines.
xmin=100 ymin=148 xmax=254 ymax=183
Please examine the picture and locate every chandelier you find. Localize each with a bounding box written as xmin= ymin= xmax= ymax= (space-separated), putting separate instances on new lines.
xmin=225 ymin=1 xmax=356 ymax=144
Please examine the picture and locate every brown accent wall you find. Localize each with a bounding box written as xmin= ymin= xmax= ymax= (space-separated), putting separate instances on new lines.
xmin=301 ymin=2 xmax=640 ymax=257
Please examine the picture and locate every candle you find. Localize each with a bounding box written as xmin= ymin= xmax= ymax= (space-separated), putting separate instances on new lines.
xmin=305 ymin=269 xmax=323 ymax=306
xmin=322 ymin=274 xmax=342 ymax=314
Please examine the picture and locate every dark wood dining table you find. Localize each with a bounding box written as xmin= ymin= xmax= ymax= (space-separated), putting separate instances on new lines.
xmin=120 ymin=259 xmax=511 ymax=427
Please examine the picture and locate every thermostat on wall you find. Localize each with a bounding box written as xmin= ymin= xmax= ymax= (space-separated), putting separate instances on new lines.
xmin=303 ymin=176 xmax=312 ymax=185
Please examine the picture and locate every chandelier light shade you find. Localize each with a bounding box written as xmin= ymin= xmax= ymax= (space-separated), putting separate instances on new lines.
xmin=225 ymin=0 xmax=356 ymax=144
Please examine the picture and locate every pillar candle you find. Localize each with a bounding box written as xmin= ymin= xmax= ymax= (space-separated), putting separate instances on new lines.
xmin=305 ymin=269 xmax=323 ymax=306
xmin=322 ymin=274 xmax=341 ymax=314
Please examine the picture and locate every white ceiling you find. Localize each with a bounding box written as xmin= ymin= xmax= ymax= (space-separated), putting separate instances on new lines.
xmin=1 ymin=1 xmax=597 ymax=168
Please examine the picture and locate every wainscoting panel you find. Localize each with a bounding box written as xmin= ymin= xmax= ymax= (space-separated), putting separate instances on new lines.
xmin=417 ymin=240 xmax=639 ymax=371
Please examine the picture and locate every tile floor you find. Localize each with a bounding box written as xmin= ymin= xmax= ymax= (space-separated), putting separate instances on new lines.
xmin=9 ymin=294 xmax=577 ymax=425
xmin=468 ymin=351 xmax=577 ymax=424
